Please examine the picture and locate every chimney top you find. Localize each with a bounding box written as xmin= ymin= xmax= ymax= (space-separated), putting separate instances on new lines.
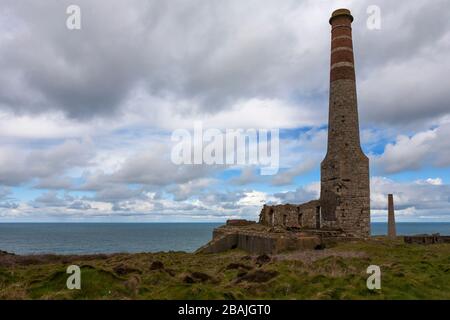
xmin=329 ymin=8 xmax=354 ymax=25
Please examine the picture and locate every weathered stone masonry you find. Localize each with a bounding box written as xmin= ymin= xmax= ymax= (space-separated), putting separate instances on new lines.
xmin=260 ymin=9 xmax=370 ymax=238
xmin=197 ymin=9 xmax=371 ymax=255
xmin=259 ymin=201 xmax=320 ymax=229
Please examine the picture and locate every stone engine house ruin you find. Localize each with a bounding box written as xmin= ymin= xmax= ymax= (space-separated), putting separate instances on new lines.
xmin=259 ymin=9 xmax=370 ymax=238
xmin=197 ymin=9 xmax=371 ymax=255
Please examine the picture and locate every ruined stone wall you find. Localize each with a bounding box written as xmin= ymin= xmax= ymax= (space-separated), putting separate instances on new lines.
xmin=226 ymin=219 xmax=256 ymax=227
xmin=259 ymin=201 xmax=319 ymax=229
xmin=198 ymin=228 xmax=322 ymax=254
xmin=298 ymin=201 xmax=320 ymax=228
xmin=251 ymin=10 xmax=371 ymax=239
xmin=404 ymin=235 xmax=450 ymax=245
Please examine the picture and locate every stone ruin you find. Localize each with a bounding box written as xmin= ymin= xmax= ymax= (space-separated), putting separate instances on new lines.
xmin=404 ymin=235 xmax=450 ymax=245
xmin=387 ymin=194 xmax=397 ymax=239
xmin=197 ymin=9 xmax=371 ymax=254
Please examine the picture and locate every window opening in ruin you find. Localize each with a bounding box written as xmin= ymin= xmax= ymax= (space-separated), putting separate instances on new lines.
xmin=316 ymin=206 xmax=321 ymax=229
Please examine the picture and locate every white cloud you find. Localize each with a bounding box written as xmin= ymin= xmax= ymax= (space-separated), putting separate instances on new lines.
xmin=373 ymin=122 xmax=450 ymax=173
xmin=0 ymin=138 xmax=94 ymax=185
xmin=415 ymin=178 xmax=443 ymax=186
xmin=271 ymin=158 xmax=317 ymax=186
xmin=237 ymin=191 xmax=270 ymax=206
xmin=273 ymin=181 xmax=320 ymax=204
xmin=168 ymin=178 xmax=217 ymax=201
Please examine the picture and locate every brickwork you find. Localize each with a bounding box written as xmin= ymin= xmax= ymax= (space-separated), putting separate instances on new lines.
xmin=320 ymin=9 xmax=370 ymax=237
xmin=260 ymin=9 xmax=370 ymax=238
xmin=200 ymin=9 xmax=372 ymax=255
xmin=259 ymin=201 xmax=319 ymax=229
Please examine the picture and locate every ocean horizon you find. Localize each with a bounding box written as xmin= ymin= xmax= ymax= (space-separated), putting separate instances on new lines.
xmin=1 ymin=222 xmax=449 ymax=255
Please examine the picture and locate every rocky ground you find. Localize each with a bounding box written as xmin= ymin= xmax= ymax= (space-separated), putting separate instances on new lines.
xmin=0 ymin=238 xmax=449 ymax=299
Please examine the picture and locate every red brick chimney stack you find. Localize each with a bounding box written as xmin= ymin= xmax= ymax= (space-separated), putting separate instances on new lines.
xmin=329 ymin=9 xmax=355 ymax=82
xmin=320 ymin=9 xmax=370 ymax=238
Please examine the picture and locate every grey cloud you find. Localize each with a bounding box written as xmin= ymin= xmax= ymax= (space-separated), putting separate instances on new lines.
xmin=111 ymin=202 xmax=131 ymax=212
xmin=229 ymin=167 xmax=262 ymax=186
xmin=271 ymin=158 xmax=317 ymax=186
xmin=167 ymin=178 xmax=216 ymax=201
xmin=31 ymin=191 xmax=67 ymax=208
xmin=34 ymin=176 xmax=74 ymax=190
xmin=0 ymin=202 xmax=19 ymax=209
xmin=68 ymin=200 xmax=92 ymax=210
xmin=82 ymin=145 xmax=214 ymax=189
xmin=0 ymin=186 xmax=12 ymax=200
xmin=31 ymin=191 xmax=93 ymax=210
xmin=0 ymin=1 xmax=145 ymax=119
xmin=0 ymin=0 xmax=328 ymax=120
xmin=198 ymin=190 xmax=246 ymax=209
xmin=2 ymin=0 xmax=449 ymax=128
xmin=273 ymin=186 xmax=318 ymax=204
xmin=88 ymin=185 xmax=148 ymax=203
xmin=353 ymin=0 xmax=450 ymax=126
xmin=0 ymin=139 xmax=94 ymax=186
xmin=0 ymin=186 xmax=18 ymax=208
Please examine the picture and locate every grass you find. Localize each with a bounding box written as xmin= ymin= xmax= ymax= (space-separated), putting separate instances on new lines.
xmin=0 ymin=238 xmax=449 ymax=300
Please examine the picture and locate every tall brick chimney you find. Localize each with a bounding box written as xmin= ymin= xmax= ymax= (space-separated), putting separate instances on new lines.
xmin=320 ymin=9 xmax=370 ymax=237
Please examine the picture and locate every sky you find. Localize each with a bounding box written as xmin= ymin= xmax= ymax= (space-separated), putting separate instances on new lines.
xmin=0 ymin=0 xmax=449 ymax=223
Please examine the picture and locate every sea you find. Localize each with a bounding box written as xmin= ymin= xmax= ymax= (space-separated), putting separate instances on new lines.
xmin=0 ymin=222 xmax=449 ymax=255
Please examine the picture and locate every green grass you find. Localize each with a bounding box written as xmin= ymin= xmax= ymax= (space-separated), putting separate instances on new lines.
xmin=0 ymin=239 xmax=449 ymax=300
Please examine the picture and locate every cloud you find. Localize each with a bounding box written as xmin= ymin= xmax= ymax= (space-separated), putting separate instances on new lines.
xmin=373 ymin=122 xmax=450 ymax=173
xmin=88 ymin=185 xmax=149 ymax=203
xmin=0 ymin=139 xmax=94 ymax=186
xmin=0 ymin=202 xmax=19 ymax=209
xmin=0 ymin=0 xmax=329 ymax=121
xmin=237 ymin=191 xmax=270 ymax=207
xmin=167 ymin=178 xmax=217 ymax=201
xmin=359 ymin=43 xmax=450 ymax=126
xmin=0 ymin=186 xmax=18 ymax=209
xmin=33 ymin=176 xmax=74 ymax=190
xmin=271 ymin=158 xmax=317 ymax=186
xmin=2 ymin=0 xmax=449 ymax=130
xmin=1 ymin=1 xmax=450 ymax=222
xmin=67 ymin=201 xmax=91 ymax=210
xmin=0 ymin=186 xmax=11 ymax=200
xmin=415 ymin=178 xmax=443 ymax=186
xmin=355 ymin=0 xmax=450 ymax=127
xmin=273 ymin=182 xmax=320 ymax=204
xmin=229 ymin=167 xmax=262 ymax=186
xmin=198 ymin=190 xmax=245 ymax=209
xmin=31 ymin=191 xmax=68 ymax=208
xmin=82 ymin=143 xmax=215 ymax=189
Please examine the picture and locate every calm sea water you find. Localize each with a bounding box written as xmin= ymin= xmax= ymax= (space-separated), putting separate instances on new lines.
xmin=0 ymin=222 xmax=449 ymax=255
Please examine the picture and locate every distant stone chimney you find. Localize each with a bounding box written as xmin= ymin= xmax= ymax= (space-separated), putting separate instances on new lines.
xmin=388 ymin=194 xmax=397 ymax=239
xmin=320 ymin=9 xmax=370 ymax=237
